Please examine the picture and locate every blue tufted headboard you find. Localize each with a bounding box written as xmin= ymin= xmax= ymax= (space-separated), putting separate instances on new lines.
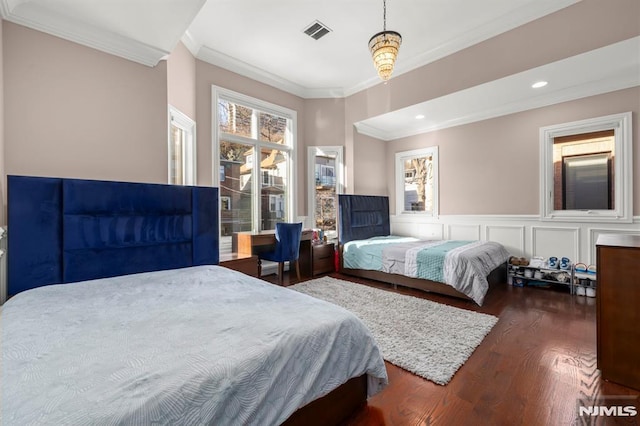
xmin=7 ymin=175 xmax=219 ymax=297
xmin=338 ymin=195 xmax=390 ymax=245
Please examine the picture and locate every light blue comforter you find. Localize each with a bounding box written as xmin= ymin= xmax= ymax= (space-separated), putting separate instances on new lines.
xmin=2 ymin=265 xmax=388 ymax=425
xmin=343 ymin=236 xmax=510 ymax=305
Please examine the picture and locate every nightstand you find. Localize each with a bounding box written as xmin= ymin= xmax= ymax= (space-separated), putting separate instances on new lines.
xmin=312 ymin=243 xmax=335 ymax=276
xmin=219 ymin=253 xmax=259 ymax=277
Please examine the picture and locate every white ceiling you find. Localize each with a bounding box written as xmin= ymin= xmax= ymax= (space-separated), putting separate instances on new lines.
xmin=184 ymin=0 xmax=581 ymax=98
xmin=2 ymin=0 xmax=638 ymax=140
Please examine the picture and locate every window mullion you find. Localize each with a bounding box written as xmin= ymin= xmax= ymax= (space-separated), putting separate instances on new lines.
xmin=220 ymin=132 xmax=257 ymax=146
xmin=253 ymin=142 xmax=261 ymax=232
xmin=251 ymin=110 xmax=258 ymax=140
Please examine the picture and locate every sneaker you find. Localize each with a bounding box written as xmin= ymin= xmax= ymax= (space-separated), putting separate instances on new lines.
xmin=576 ymin=286 xmax=586 ymax=296
xmin=586 ymin=287 xmax=596 ymax=298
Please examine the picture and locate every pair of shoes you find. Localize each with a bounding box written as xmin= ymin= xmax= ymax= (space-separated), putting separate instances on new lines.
xmin=548 ymin=257 xmax=559 ymax=269
xmin=560 ymin=257 xmax=571 ymax=270
xmin=575 ymin=263 xmax=597 ymax=275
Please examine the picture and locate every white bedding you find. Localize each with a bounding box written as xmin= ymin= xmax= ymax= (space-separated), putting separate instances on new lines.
xmin=2 ymin=265 xmax=388 ymax=425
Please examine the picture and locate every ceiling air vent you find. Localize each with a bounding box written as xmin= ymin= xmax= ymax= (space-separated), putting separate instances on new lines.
xmin=303 ymin=20 xmax=332 ymax=40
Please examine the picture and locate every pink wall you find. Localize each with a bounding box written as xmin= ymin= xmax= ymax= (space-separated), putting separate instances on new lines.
xmin=1 ymin=0 xmax=638 ymax=223
xmin=353 ymin=132 xmax=386 ymax=196
xmin=3 ymin=22 xmax=168 ymax=186
xmin=347 ymin=0 xmax=640 ymax=197
xmin=303 ymin=98 xmax=345 ymax=147
xmin=351 ymin=0 xmax=639 ymax=120
xmin=167 ymin=42 xmax=196 ymax=120
xmin=386 ymin=88 xmax=640 ymax=215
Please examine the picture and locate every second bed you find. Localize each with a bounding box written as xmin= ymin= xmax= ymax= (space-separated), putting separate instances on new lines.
xmin=338 ymin=195 xmax=509 ymax=306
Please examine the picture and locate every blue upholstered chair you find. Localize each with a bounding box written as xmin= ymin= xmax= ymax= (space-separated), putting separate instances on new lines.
xmin=258 ymin=222 xmax=303 ymax=285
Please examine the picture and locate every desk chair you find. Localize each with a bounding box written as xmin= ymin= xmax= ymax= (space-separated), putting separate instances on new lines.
xmin=258 ymin=222 xmax=303 ymax=285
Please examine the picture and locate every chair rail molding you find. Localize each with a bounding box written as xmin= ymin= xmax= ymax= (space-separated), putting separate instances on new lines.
xmin=390 ymin=214 xmax=639 ymax=266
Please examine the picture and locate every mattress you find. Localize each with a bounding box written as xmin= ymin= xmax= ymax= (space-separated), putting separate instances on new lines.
xmin=2 ymin=265 xmax=388 ymax=425
xmin=343 ymin=237 xmax=510 ymax=305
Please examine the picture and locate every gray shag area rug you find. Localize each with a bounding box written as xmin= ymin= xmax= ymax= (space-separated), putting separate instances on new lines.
xmin=290 ymin=276 xmax=498 ymax=385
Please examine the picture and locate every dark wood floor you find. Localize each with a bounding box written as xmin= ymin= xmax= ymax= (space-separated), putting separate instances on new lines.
xmin=264 ymin=271 xmax=640 ymax=426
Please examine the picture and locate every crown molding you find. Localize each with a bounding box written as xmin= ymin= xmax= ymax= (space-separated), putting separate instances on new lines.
xmin=197 ymin=46 xmax=307 ymax=98
xmin=358 ymin=76 xmax=639 ymax=142
xmin=195 ymin=44 xmax=397 ymax=99
xmin=180 ymin=30 xmax=201 ymax=58
xmin=196 ymin=45 xmax=347 ymax=99
xmin=1 ymin=0 xmax=168 ymax=66
xmin=353 ymin=122 xmax=388 ymax=141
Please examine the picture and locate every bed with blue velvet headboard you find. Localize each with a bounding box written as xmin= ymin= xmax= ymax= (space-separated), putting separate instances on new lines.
xmin=338 ymin=194 xmax=508 ymax=305
xmin=7 ymin=175 xmax=219 ymax=297
xmin=3 ymin=176 xmax=387 ymax=425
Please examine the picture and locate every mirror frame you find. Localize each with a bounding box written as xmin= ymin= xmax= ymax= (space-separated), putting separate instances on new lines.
xmin=539 ymin=111 xmax=633 ymax=223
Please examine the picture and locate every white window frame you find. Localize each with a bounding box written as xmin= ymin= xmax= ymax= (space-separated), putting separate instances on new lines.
xmin=307 ymin=146 xmax=345 ymax=239
xmin=539 ymin=112 xmax=633 ymax=223
xmin=395 ymin=146 xmax=439 ymax=217
xmin=212 ymin=86 xmax=297 ymax=233
xmin=168 ymin=106 xmax=196 ymax=185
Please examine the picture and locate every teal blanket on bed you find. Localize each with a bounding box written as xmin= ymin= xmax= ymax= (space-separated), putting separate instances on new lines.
xmin=415 ymin=240 xmax=473 ymax=282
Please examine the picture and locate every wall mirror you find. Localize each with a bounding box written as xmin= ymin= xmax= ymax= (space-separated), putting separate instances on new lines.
xmin=540 ymin=112 xmax=632 ymax=222
xmin=307 ymin=146 xmax=344 ymax=240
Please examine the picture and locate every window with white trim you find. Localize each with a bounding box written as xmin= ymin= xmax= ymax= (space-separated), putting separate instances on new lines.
xmin=168 ymin=106 xmax=196 ymax=185
xmin=540 ymin=112 xmax=633 ymax=223
xmin=213 ymin=87 xmax=296 ymax=240
xmin=395 ymin=146 xmax=439 ymax=217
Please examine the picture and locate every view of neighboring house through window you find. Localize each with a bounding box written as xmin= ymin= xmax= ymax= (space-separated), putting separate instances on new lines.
xmin=315 ymin=158 xmax=337 ymax=234
xmin=307 ymin=146 xmax=344 ymax=241
xmin=168 ymin=106 xmax=196 ymax=186
xmin=395 ymin=147 xmax=439 ymax=216
xmin=214 ymin=87 xmax=295 ymax=251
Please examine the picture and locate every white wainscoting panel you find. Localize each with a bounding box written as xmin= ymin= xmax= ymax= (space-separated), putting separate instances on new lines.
xmin=531 ymin=226 xmax=580 ymax=261
xmin=447 ymin=224 xmax=481 ymax=241
xmin=392 ymin=221 xmax=443 ymax=239
xmin=388 ymin=214 xmax=639 ymax=266
xmin=486 ymin=225 xmax=526 ymax=256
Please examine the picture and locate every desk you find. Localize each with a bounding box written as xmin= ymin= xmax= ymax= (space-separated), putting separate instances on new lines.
xmin=219 ymin=253 xmax=259 ymax=277
xmin=232 ymin=229 xmax=314 ymax=278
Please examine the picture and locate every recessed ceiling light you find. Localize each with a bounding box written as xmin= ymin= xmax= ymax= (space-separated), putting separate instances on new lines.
xmin=532 ymin=81 xmax=548 ymax=89
xmin=415 ymin=114 xmax=425 ymax=120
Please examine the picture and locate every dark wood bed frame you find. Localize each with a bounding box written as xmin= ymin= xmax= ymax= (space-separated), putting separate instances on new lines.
xmin=284 ymin=375 xmax=367 ymax=425
xmin=339 ymin=245 xmax=506 ymax=302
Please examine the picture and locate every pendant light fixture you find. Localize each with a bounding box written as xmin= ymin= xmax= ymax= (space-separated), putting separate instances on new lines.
xmin=368 ymin=0 xmax=402 ymax=81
